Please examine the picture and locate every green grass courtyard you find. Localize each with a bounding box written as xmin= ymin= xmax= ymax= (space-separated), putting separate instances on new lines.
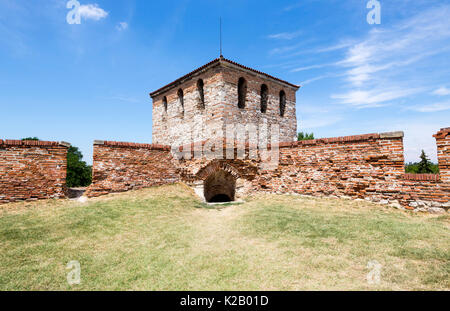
xmin=0 ymin=184 xmax=448 ymax=290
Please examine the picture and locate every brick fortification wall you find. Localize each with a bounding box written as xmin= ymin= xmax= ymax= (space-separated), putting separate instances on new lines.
xmin=177 ymin=130 xmax=449 ymax=212
xmin=261 ymin=131 xmax=449 ymax=211
xmin=85 ymin=129 xmax=449 ymax=212
xmin=435 ymin=128 xmax=450 ymax=183
xmin=85 ymin=141 xmax=179 ymax=198
xmin=0 ymin=140 xmax=69 ymax=203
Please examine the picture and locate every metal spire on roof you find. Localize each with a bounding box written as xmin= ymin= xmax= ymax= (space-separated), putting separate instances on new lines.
xmin=220 ymin=17 xmax=223 ymax=58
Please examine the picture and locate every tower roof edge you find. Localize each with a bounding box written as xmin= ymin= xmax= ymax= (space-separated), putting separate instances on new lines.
xmin=150 ymin=57 xmax=300 ymax=98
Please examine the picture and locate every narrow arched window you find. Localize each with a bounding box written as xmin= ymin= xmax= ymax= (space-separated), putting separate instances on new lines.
xmin=260 ymin=84 xmax=268 ymax=113
xmin=177 ymin=89 xmax=184 ymax=115
xmin=197 ymin=79 xmax=205 ymax=109
xmin=238 ymin=77 xmax=247 ymax=109
xmin=279 ymin=90 xmax=286 ymax=117
xmin=162 ymin=96 xmax=168 ymax=113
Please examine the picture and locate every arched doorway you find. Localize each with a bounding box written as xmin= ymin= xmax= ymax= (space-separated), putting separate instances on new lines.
xmin=203 ymin=169 xmax=236 ymax=203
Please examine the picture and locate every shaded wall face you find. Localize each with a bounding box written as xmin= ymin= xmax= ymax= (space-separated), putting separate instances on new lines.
xmin=0 ymin=140 xmax=68 ymax=204
xmin=85 ymin=141 xmax=179 ymax=198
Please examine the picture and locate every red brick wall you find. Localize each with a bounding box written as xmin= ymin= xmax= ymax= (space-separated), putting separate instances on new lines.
xmin=258 ymin=131 xmax=448 ymax=210
xmin=84 ymin=130 xmax=449 ymax=212
xmin=0 ymin=139 xmax=69 ymax=203
xmin=256 ymin=132 xmax=405 ymax=195
xmin=85 ymin=141 xmax=179 ymax=197
xmin=434 ymin=127 xmax=450 ymax=183
xmin=176 ymin=131 xmax=448 ymax=211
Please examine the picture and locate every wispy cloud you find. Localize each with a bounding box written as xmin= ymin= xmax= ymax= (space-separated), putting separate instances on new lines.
xmin=331 ymin=88 xmax=422 ymax=108
xmin=116 ymin=22 xmax=128 ymax=31
xmin=432 ymin=87 xmax=450 ymax=96
xmin=291 ymin=63 xmax=332 ymax=73
xmin=315 ymin=41 xmax=355 ymax=53
xmin=331 ymin=5 xmax=450 ymax=107
xmin=78 ymin=4 xmax=108 ymax=21
xmin=282 ymin=2 xmax=306 ymax=12
xmin=299 ymin=73 xmax=336 ymax=86
xmin=409 ymin=101 xmax=450 ymax=112
xmin=268 ymin=30 xmax=302 ymax=40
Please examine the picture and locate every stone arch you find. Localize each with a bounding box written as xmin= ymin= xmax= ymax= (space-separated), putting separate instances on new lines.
xmin=196 ymin=161 xmax=240 ymax=181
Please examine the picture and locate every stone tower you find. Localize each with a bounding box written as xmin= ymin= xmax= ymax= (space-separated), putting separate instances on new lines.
xmin=150 ymin=57 xmax=300 ymax=147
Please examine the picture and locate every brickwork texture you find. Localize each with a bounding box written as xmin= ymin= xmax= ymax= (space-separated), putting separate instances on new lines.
xmin=0 ymin=140 xmax=69 ymax=203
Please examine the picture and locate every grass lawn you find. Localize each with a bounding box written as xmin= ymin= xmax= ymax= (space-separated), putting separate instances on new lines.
xmin=0 ymin=183 xmax=448 ymax=291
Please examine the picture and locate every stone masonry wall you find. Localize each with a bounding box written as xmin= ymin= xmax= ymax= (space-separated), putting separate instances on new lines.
xmin=0 ymin=139 xmax=69 ymax=203
xmin=151 ymin=66 xmax=225 ymax=147
xmin=220 ymin=64 xmax=297 ymax=143
xmin=85 ymin=141 xmax=179 ymax=197
xmin=151 ymin=58 xmax=299 ymax=148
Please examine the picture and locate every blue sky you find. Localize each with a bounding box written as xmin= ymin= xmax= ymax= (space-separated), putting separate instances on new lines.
xmin=1 ymin=0 xmax=449 ymax=164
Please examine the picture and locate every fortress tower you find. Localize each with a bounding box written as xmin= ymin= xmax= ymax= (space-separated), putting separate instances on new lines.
xmin=150 ymin=57 xmax=300 ymax=147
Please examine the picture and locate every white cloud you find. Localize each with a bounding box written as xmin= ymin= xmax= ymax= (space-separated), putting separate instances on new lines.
xmin=268 ymin=30 xmax=302 ymax=40
xmin=316 ymin=41 xmax=355 ymax=53
xmin=291 ymin=63 xmax=331 ymax=73
xmin=432 ymin=87 xmax=450 ymax=96
xmin=78 ymin=4 xmax=108 ymax=21
xmin=409 ymin=101 xmax=450 ymax=112
xmin=331 ymin=88 xmax=422 ymax=108
xmin=116 ymin=22 xmax=128 ymax=31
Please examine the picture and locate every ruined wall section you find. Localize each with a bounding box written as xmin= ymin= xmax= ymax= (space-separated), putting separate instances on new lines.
xmin=0 ymin=140 xmax=69 ymax=203
xmin=86 ymin=141 xmax=179 ymax=197
xmin=434 ymin=127 xmax=450 ymax=183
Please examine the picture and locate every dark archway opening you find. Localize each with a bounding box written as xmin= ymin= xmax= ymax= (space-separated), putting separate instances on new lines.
xmin=204 ymin=169 xmax=236 ymax=203
xmin=209 ymin=194 xmax=232 ymax=203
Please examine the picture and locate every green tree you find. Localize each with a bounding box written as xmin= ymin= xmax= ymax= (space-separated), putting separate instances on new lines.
xmin=298 ymin=132 xmax=315 ymax=141
xmin=405 ymin=150 xmax=439 ymax=174
xmin=22 ymin=137 xmax=39 ymax=141
xmin=66 ymin=146 xmax=92 ymax=188
xmin=417 ymin=150 xmax=434 ymax=174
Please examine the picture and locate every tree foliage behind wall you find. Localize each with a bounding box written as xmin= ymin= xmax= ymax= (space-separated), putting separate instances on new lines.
xmin=298 ymin=132 xmax=315 ymax=141
xmin=405 ymin=150 xmax=439 ymax=174
xmin=22 ymin=137 xmax=39 ymax=141
xmin=22 ymin=138 xmax=92 ymax=187
xmin=66 ymin=146 xmax=92 ymax=187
